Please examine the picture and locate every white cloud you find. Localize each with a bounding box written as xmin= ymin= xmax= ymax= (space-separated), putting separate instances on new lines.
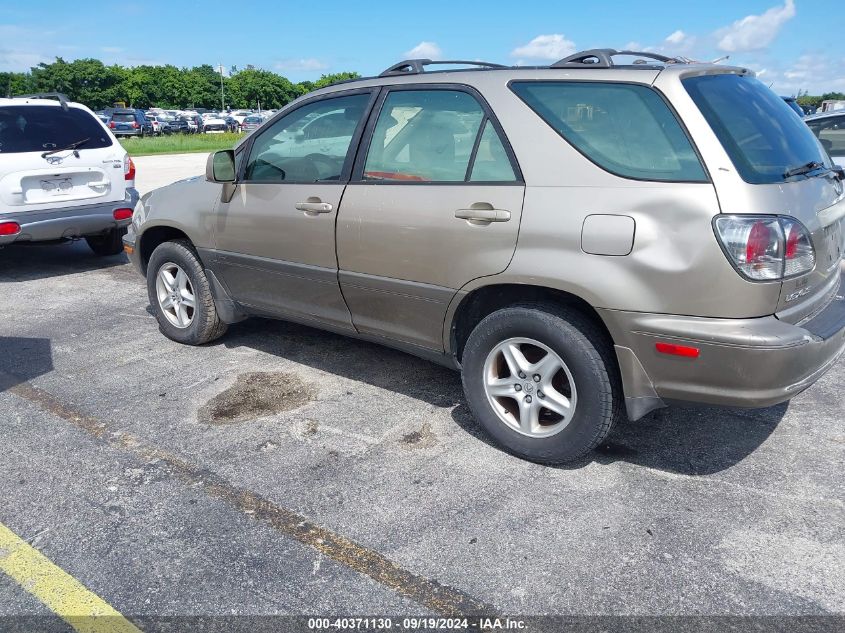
xmin=404 ymin=41 xmax=442 ymax=60
xmin=274 ymin=58 xmax=329 ymax=72
xmin=511 ymin=34 xmax=576 ymax=61
xmin=665 ymin=30 xmax=687 ymax=45
xmin=0 ymin=49 xmax=49 ymax=71
xmin=716 ymin=0 xmax=796 ymax=53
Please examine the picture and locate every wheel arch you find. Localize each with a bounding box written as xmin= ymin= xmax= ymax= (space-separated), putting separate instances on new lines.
xmin=447 ymin=282 xmax=615 ymax=365
xmin=137 ymin=223 xmax=196 ymax=276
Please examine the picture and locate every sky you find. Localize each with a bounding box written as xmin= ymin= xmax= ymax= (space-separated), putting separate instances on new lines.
xmin=0 ymin=0 xmax=843 ymax=94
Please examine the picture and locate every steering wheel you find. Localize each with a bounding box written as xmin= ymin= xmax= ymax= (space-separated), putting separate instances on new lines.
xmin=304 ymin=153 xmax=340 ymax=179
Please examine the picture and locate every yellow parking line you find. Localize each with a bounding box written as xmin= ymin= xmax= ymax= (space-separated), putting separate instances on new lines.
xmin=0 ymin=522 xmax=142 ymax=633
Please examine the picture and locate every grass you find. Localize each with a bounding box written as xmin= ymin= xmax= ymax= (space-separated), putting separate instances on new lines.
xmin=119 ymin=132 xmax=243 ymax=157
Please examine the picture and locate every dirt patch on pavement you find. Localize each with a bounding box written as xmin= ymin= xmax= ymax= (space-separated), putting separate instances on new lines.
xmin=400 ymin=422 xmax=437 ymax=449
xmin=199 ymin=372 xmax=316 ymax=425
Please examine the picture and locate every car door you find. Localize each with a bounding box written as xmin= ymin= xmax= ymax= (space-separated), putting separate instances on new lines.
xmin=336 ymin=86 xmax=525 ymax=350
xmin=212 ymin=89 xmax=375 ymax=331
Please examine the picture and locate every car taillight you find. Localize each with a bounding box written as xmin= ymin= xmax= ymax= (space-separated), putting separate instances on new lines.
xmin=113 ymin=208 xmax=133 ymax=221
xmin=125 ymin=156 xmax=136 ymax=182
xmin=109 ymin=121 xmax=116 ymax=128
xmin=132 ymin=122 xmax=140 ymax=129
xmin=714 ymin=216 xmax=815 ymax=281
xmin=0 ymin=222 xmax=21 ymax=236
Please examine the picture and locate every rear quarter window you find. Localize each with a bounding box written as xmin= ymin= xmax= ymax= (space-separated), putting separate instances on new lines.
xmin=0 ymin=105 xmax=113 ymax=154
xmin=510 ymin=81 xmax=708 ymax=182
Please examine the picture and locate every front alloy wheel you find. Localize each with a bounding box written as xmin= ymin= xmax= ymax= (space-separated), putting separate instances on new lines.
xmin=155 ymin=262 xmax=196 ymax=328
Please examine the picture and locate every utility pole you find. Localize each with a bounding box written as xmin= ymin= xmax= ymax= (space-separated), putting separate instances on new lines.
xmin=219 ymin=63 xmax=225 ymax=111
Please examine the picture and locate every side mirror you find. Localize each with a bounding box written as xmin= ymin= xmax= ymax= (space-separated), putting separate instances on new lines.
xmin=207 ymin=150 xmax=235 ymax=183
xmin=833 ymin=166 xmax=845 ymax=181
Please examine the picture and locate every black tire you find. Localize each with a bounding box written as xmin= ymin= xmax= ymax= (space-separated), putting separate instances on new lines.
xmin=146 ymin=240 xmax=228 ymax=345
xmin=85 ymin=227 xmax=127 ymax=256
xmin=461 ymin=303 xmax=622 ymax=463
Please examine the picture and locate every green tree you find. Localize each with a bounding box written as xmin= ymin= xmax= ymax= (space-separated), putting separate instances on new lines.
xmin=0 ymin=72 xmax=33 ymax=97
xmin=30 ymin=58 xmax=123 ymax=109
xmin=226 ymin=68 xmax=297 ymax=109
xmin=312 ymin=72 xmax=360 ymax=89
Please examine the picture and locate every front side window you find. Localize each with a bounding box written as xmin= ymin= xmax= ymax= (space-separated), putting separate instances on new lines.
xmin=684 ymin=74 xmax=829 ymax=184
xmin=363 ymin=89 xmax=517 ymax=183
xmin=0 ymin=106 xmax=113 ymax=154
xmin=511 ymin=81 xmax=707 ymax=182
xmin=243 ymin=93 xmax=369 ymax=183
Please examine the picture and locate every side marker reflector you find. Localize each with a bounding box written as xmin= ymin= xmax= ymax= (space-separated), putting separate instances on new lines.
xmin=656 ymin=342 xmax=700 ymax=358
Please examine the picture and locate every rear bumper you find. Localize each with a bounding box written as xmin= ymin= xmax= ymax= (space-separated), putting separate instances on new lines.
xmin=0 ymin=188 xmax=139 ymax=246
xmin=600 ymin=267 xmax=845 ymax=419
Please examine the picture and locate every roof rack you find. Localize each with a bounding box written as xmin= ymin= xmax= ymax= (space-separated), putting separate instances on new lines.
xmin=380 ymin=59 xmax=507 ymax=77
xmin=551 ymin=49 xmax=688 ymax=68
xmin=15 ymin=92 xmax=71 ymax=110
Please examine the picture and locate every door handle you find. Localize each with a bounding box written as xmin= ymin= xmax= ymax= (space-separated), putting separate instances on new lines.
xmin=295 ymin=201 xmax=333 ymax=215
xmin=454 ymin=208 xmax=510 ymax=223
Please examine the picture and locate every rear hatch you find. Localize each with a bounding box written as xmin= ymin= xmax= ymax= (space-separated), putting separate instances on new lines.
xmin=0 ymin=103 xmax=127 ymax=213
xmin=679 ymin=72 xmax=844 ymax=324
xmin=110 ymin=112 xmax=138 ymax=132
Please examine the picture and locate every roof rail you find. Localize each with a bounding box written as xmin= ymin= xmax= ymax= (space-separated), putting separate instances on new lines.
xmin=379 ymin=59 xmax=507 ymax=77
xmin=551 ymin=49 xmax=686 ymax=68
xmin=15 ymin=92 xmax=71 ymax=110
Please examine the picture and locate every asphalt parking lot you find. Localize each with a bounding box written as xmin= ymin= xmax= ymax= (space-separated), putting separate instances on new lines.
xmin=0 ymin=154 xmax=843 ymax=629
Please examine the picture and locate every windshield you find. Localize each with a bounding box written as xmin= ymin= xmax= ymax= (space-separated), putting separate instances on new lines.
xmin=0 ymin=105 xmax=112 ymax=154
xmin=684 ymin=74 xmax=828 ymax=184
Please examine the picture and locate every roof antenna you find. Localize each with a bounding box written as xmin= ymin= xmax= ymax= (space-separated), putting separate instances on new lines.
xmin=710 ymin=55 xmax=730 ymax=64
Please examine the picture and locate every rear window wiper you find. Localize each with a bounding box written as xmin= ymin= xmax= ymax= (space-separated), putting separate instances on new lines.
xmin=41 ymin=137 xmax=90 ymax=159
xmin=783 ymin=161 xmax=824 ymax=179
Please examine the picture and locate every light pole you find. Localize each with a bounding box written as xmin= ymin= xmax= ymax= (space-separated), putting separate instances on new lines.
xmin=219 ymin=64 xmax=225 ymax=111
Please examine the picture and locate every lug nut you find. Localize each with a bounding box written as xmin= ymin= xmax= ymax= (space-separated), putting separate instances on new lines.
xmin=525 ymin=395 xmax=533 ymax=403
xmin=537 ymin=391 xmax=545 ymax=399
xmin=518 ymin=371 xmax=526 ymax=379
xmin=514 ymin=384 xmax=522 ymax=391
xmin=533 ymin=374 xmax=541 ymax=382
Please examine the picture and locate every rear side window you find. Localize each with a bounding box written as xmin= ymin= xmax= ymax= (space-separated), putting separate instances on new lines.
xmin=684 ymin=74 xmax=828 ymax=184
xmin=363 ymin=89 xmax=518 ymax=183
xmin=510 ymin=81 xmax=707 ymax=182
xmin=0 ymin=105 xmax=112 ymax=154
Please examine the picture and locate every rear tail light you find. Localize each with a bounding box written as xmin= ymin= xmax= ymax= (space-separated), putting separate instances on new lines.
xmin=124 ymin=156 xmax=136 ymax=182
xmin=109 ymin=121 xmax=116 ymax=128
xmin=132 ymin=122 xmax=140 ymax=129
xmin=113 ymin=208 xmax=133 ymax=221
xmin=0 ymin=222 xmax=21 ymax=236
xmin=714 ymin=216 xmax=815 ymax=281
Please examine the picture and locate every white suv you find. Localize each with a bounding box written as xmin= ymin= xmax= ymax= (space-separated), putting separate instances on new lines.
xmin=0 ymin=93 xmax=139 ymax=255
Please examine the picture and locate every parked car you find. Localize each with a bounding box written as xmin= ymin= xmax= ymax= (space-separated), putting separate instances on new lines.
xmin=202 ymin=114 xmax=228 ymax=133
xmin=240 ymin=115 xmax=264 ymax=133
xmin=124 ymin=51 xmax=845 ymax=463
xmin=805 ymin=111 xmax=845 ymax=167
xmin=782 ymin=96 xmax=805 ymax=118
xmin=0 ymin=93 xmax=138 ymax=255
xmin=183 ymin=115 xmax=202 ymax=134
xmin=108 ymin=109 xmax=152 ymax=138
xmin=145 ymin=114 xmax=170 ymax=136
xmin=167 ymin=119 xmax=192 ymax=134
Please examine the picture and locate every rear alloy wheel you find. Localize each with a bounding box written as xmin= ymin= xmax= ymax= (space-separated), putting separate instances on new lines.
xmin=482 ymin=337 xmax=577 ymax=438
xmin=461 ymin=304 xmax=622 ymax=463
xmin=147 ymin=240 xmax=228 ymax=345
